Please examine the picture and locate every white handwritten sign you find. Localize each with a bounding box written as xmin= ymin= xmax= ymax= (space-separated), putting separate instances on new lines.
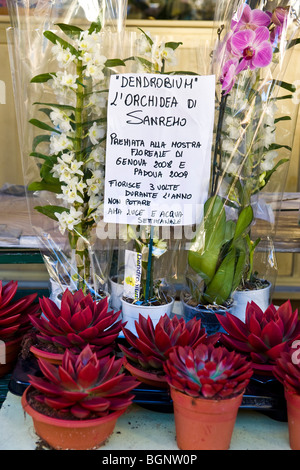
xmin=104 ymin=73 xmax=215 ymax=226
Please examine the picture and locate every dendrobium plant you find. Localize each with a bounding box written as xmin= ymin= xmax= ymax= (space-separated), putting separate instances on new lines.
xmin=28 ymin=21 xmax=125 ymax=294
xmin=122 ymin=29 xmax=186 ymax=305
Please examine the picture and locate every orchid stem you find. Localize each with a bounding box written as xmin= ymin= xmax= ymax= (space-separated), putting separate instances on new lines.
xmin=145 ymin=226 xmax=154 ymax=303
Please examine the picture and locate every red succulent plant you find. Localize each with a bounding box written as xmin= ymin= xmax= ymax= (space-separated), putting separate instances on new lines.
xmin=119 ymin=313 xmax=220 ymax=371
xmin=29 ymin=289 xmax=123 ymax=357
xmin=273 ymin=347 xmax=300 ymax=395
xmin=27 ymin=344 xmax=139 ymax=419
xmin=0 ymin=280 xmax=40 ymax=341
xmin=163 ymin=343 xmax=253 ymax=399
xmin=216 ymin=300 xmax=300 ymax=365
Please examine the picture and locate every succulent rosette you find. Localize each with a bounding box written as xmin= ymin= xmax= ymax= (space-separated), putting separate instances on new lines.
xmin=216 ymin=300 xmax=300 ymax=365
xmin=119 ymin=313 xmax=220 ymax=371
xmin=273 ymin=349 xmax=300 ymax=395
xmin=27 ymin=344 xmax=139 ymax=419
xmin=0 ymin=280 xmax=40 ymax=341
xmin=29 ymin=289 xmax=123 ymax=357
xmin=163 ymin=343 xmax=253 ymax=399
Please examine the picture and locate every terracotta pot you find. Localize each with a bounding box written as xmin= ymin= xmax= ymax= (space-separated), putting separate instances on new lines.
xmin=0 ymin=336 xmax=23 ymax=378
xmin=22 ymin=386 xmax=125 ymax=450
xmin=123 ymin=357 xmax=168 ymax=389
xmin=170 ymin=387 xmax=243 ymax=450
xmin=285 ymin=389 xmax=300 ymax=450
xmin=30 ymin=345 xmax=63 ymax=366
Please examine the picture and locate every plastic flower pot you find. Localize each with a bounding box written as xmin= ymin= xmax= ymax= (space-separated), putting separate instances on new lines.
xmin=170 ymin=387 xmax=243 ymax=450
xmin=109 ymin=275 xmax=124 ymax=312
xmin=22 ymin=386 xmax=126 ymax=450
xmin=284 ymin=389 xmax=300 ymax=450
xmin=123 ymin=357 xmax=168 ymax=389
xmin=0 ymin=336 xmax=23 ymax=378
xmin=121 ymin=297 xmax=174 ymax=335
xmin=231 ymin=281 xmax=271 ymax=322
xmin=182 ymin=301 xmax=231 ymax=336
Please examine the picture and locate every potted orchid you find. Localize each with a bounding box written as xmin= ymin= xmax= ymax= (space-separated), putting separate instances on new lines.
xmin=23 ymin=19 xmax=126 ymax=301
xmin=119 ymin=29 xmax=195 ymax=331
xmin=185 ymin=1 xmax=300 ymax=324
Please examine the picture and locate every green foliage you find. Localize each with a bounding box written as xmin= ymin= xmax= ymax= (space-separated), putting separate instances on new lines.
xmin=188 ymin=196 xmax=253 ymax=305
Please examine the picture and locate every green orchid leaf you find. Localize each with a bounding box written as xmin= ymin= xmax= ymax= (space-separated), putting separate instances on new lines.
xmin=55 ymin=23 xmax=83 ymax=39
xmin=34 ymin=205 xmax=68 ymax=221
xmin=28 ymin=181 xmax=61 ymax=194
xmin=33 ymin=101 xmax=75 ymax=112
xmin=274 ymin=116 xmax=292 ymax=123
xmin=138 ymin=28 xmax=153 ymax=46
xmin=233 ymin=205 xmax=253 ymax=241
xmin=165 ymin=41 xmax=183 ymax=50
xmin=272 ymin=80 xmax=296 ymax=93
xmin=31 ymin=73 xmax=56 ymax=83
xmin=188 ymin=196 xmax=226 ymax=282
xmin=104 ymin=58 xmax=126 ymax=68
xmin=232 ymin=241 xmax=247 ymax=291
xmin=263 ymin=158 xmax=289 ymax=188
xmin=32 ymin=134 xmax=51 ymax=151
xmin=29 ymin=118 xmax=61 ymax=134
xmin=43 ymin=30 xmax=78 ymax=57
xmin=30 ymin=151 xmax=52 ymax=161
xmin=203 ymin=248 xmax=236 ymax=305
xmin=88 ymin=20 xmax=102 ymax=35
xmin=287 ymin=38 xmax=300 ymax=49
xmin=40 ymin=160 xmax=58 ymax=184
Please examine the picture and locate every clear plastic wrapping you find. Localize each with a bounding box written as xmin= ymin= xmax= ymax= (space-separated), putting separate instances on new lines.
xmin=184 ymin=0 xmax=300 ymax=311
xmin=6 ymin=0 xmax=130 ymax=299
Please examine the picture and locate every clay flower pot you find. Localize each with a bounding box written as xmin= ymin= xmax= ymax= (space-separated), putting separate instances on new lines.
xmin=22 ymin=386 xmax=125 ymax=450
xmin=0 ymin=336 xmax=23 ymax=378
xmin=284 ymin=389 xmax=300 ymax=450
xmin=170 ymin=387 xmax=243 ymax=450
xmin=123 ymin=357 xmax=168 ymax=389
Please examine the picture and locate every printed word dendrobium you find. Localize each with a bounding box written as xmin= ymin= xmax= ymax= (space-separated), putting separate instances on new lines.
xmin=28 ymin=21 xmax=125 ymax=293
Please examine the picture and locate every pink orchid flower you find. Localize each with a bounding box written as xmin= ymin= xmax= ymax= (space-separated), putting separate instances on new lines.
xmin=270 ymin=6 xmax=289 ymax=44
xmin=230 ymin=26 xmax=273 ymax=70
xmin=231 ymin=3 xmax=271 ymax=31
xmin=220 ymin=58 xmax=244 ymax=94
